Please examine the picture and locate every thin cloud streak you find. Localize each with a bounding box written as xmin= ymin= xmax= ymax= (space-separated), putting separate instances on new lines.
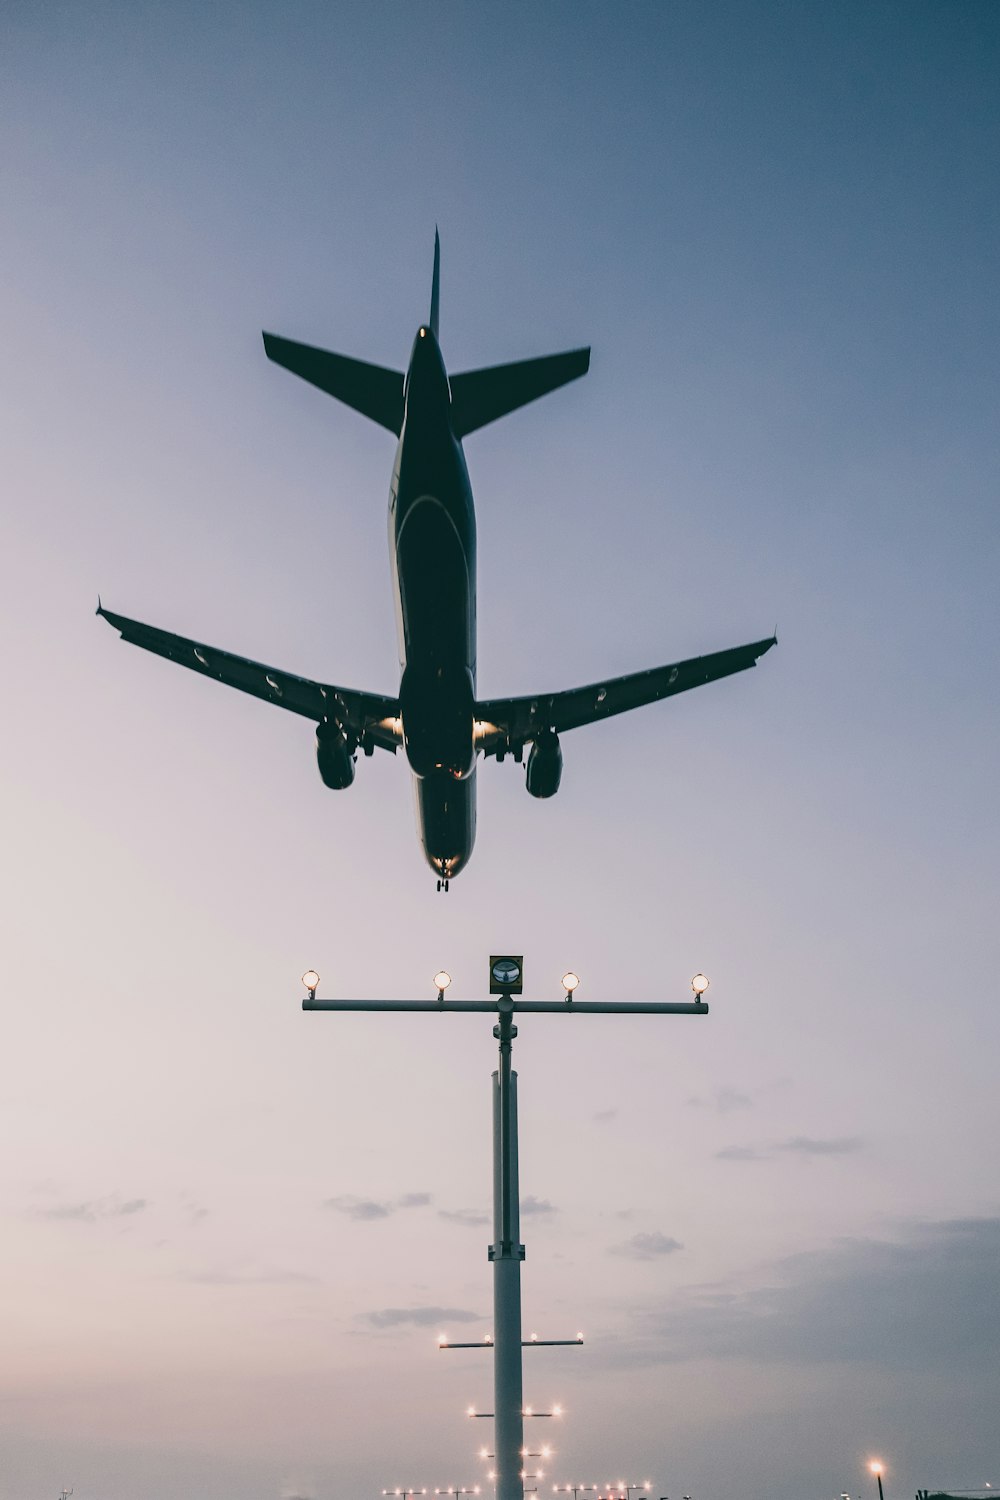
xmin=324 ymin=1192 xmax=433 ymax=1221
xmin=521 ymin=1195 xmax=556 ymax=1216
xmin=36 ymin=1196 xmax=148 ymax=1222
xmin=716 ymin=1136 xmax=865 ymax=1161
xmin=365 ymin=1305 xmax=480 ymax=1329
xmin=779 ymin=1135 xmax=864 ymax=1156
xmin=611 ymin=1231 xmax=684 ymax=1259
xmin=688 ymin=1087 xmax=754 ymax=1112
xmin=439 ymin=1207 xmax=489 ymax=1227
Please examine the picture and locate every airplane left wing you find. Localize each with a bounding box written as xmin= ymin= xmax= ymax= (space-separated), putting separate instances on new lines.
xmin=97 ymin=604 xmax=401 ymax=752
xmin=476 ymin=636 xmax=776 ymax=752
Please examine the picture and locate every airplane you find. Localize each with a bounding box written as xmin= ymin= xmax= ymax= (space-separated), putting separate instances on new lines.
xmin=99 ymin=235 xmax=775 ymax=889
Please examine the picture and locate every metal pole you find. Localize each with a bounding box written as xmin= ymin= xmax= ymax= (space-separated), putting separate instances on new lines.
xmin=877 ymin=1477 xmax=885 ymax=1500
xmin=491 ymin=998 xmax=524 ymax=1500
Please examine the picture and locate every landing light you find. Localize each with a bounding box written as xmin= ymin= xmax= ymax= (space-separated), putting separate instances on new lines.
xmin=301 ymin=970 xmax=320 ymax=997
xmin=691 ymin=972 xmax=710 ymax=996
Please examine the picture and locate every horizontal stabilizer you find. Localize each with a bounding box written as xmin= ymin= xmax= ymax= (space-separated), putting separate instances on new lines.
xmin=450 ymin=347 xmax=590 ymax=438
xmin=262 ymin=332 xmax=404 ymax=434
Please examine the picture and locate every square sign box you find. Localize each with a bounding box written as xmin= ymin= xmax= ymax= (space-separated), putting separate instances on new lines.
xmin=489 ymin=955 xmax=524 ymax=995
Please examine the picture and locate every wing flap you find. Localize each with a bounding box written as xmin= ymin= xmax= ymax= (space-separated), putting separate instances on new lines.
xmin=98 ymin=604 xmax=400 ymax=748
xmin=477 ymin=636 xmax=776 ymax=748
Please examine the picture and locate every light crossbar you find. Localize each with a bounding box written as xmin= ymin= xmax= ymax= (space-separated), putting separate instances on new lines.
xmin=303 ymin=998 xmax=708 ymax=1014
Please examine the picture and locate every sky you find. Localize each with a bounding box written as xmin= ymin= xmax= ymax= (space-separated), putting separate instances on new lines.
xmin=2 ymin=2 xmax=999 ymax=1498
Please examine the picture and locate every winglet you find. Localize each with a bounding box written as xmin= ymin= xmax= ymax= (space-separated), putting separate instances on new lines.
xmin=429 ymin=227 xmax=440 ymax=340
xmin=96 ymin=595 xmax=104 ymax=617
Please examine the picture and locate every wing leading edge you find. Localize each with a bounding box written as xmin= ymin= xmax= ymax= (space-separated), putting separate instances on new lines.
xmin=97 ymin=604 xmax=401 ymax=752
xmin=476 ymin=636 xmax=776 ymax=752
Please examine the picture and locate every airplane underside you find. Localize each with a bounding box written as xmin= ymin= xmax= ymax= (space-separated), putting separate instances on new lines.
xmin=97 ymin=233 xmax=775 ymax=885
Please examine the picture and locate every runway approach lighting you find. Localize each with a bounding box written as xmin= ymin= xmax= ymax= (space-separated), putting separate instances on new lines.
xmin=870 ymin=1463 xmax=886 ymax=1500
xmin=301 ymin=970 xmax=320 ymax=999
xmin=435 ymin=971 xmax=452 ymax=1000
xmin=301 ymin=956 xmax=708 ymax=1500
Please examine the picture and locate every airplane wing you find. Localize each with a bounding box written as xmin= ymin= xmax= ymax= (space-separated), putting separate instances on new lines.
xmin=475 ymin=636 xmax=776 ymax=752
xmin=98 ymin=604 xmax=402 ymax=752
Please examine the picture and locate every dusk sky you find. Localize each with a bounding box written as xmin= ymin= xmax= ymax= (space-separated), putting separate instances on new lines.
xmin=3 ymin=4 xmax=999 ymax=1499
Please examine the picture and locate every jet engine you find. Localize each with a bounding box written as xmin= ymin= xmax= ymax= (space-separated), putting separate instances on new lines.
xmin=525 ymin=730 xmax=562 ymax=798
xmin=316 ymin=718 xmax=356 ymax=790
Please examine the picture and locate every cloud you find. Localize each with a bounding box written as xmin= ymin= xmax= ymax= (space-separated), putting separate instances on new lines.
xmin=365 ymin=1305 xmax=480 ymax=1329
xmin=688 ymin=1088 xmax=754 ymax=1112
xmin=180 ymin=1267 xmax=319 ymax=1286
xmin=521 ymin=1195 xmax=556 ymax=1216
xmin=326 ymin=1196 xmax=390 ymax=1220
xmin=716 ymin=1136 xmax=864 ymax=1162
xmin=439 ymin=1207 xmax=489 ymax=1227
xmin=593 ymin=1108 xmax=618 ymax=1124
xmin=325 ymin=1192 xmax=432 ymax=1221
xmin=610 ymin=1217 xmax=1000 ymax=1372
xmin=611 ymin=1231 xmax=684 ymax=1259
xmin=778 ymin=1135 xmax=864 ymax=1156
xmin=37 ymin=1195 xmax=148 ymax=1222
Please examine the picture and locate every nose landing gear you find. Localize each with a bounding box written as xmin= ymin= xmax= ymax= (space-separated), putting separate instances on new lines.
xmin=436 ymin=876 xmax=450 ymax=892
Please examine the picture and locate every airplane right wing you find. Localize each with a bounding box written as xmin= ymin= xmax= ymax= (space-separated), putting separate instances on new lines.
xmin=98 ymin=604 xmax=402 ymax=752
xmin=476 ymin=636 xmax=776 ymax=752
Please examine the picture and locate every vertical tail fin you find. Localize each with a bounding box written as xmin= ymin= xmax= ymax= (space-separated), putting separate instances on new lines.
xmin=429 ymin=227 xmax=440 ymax=339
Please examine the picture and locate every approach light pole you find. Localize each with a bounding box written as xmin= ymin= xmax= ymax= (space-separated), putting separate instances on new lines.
xmin=303 ymin=960 xmax=708 ymax=1500
xmin=870 ymin=1464 xmax=886 ymax=1500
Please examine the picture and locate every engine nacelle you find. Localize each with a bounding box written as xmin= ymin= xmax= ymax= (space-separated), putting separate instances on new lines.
xmin=316 ymin=718 xmax=356 ymax=790
xmin=525 ymin=730 xmax=562 ymax=798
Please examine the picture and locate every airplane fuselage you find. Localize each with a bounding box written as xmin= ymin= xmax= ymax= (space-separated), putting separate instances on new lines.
xmin=390 ymin=326 xmax=477 ymax=882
